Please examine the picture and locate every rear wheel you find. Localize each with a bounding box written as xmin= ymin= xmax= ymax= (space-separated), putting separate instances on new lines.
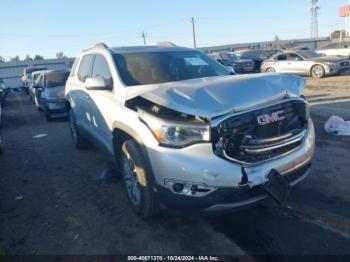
xmin=311 ymin=65 xmax=325 ymax=78
xmin=68 ymin=110 xmax=88 ymax=149
xmin=120 ymin=139 xmax=158 ymax=218
xmin=266 ymin=67 xmax=276 ymax=73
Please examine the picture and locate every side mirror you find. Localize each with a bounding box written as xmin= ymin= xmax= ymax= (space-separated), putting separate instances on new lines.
xmin=85 ymin=77 xmax=111 ymax=90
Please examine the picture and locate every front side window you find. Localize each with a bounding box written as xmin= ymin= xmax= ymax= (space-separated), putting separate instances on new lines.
xmin=78 ymin=55 xmax=94 ymax=82
xmin=286 ymin=53 xmax=302 ymax=61
xmin=113 ymin=51 xmax=229 ymax=86
xmin=45 ymin=72 xmax=69 ymax=87
xmin=92 ymin=55 xmax=113 ymax=88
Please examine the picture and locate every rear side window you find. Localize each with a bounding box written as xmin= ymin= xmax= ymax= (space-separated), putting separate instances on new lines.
xmin=78 ymin=55 xmax=94 ymax=82
xmin=91 ymin=55 xmax=113 ymax=88
xmin=277 ymin=54 xmax=287 ymax=61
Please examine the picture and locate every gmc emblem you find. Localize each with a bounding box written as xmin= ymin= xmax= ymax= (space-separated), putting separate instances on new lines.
xmin=257 ymin=110 xmax=285 ymax=126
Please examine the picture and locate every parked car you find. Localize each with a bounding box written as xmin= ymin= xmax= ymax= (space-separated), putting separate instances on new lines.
xmin=0 ymin=79 xmax=8 ymax=106
xmin=33 ymin=70 xmax=69 ymax=120
xmin=261 ymin=50 xmax=350 ymax=78
xmin=234 ymin=49 xmax=281 ymax=72
xmin=29 ymin=70 xmax=47 ymax=102
xmin=0 ymin=104 xmax=3 ymax=154
xmin=208 ymin=52 xmax=255 ymax=74
xmin=65 ymin=43 xmax=315 ymax=217
xmin=317 ymin=41 xmax=350 ymax=58
xmin=21 ymin=67 xmax=47 ymax=94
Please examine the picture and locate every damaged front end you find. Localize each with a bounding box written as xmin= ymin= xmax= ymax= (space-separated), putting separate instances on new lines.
xmin=124 ymin=74 xmax=314 ymax=212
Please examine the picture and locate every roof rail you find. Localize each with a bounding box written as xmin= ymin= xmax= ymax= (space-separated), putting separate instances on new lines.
xmin=156 ymin=41 xmax=177 ymax=47
xmin=95 ymin=42 xmax=108 ymax=49
xmin=83 ymin=42 xmax=108 ymax=52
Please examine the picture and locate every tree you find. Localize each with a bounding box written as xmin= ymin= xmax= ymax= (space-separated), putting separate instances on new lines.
xmin=56 ymin=51 xmax=66 ymax=59
xmin=34 ymin=54 xmax=44 ymax=60
xmin=0 ymin=56 xmax=5 ymax=63
xmin=24 ymin=54 xmax=33 ymax=61
xmin=9 ymin=56 xmax=20 ymax=62
xmin=272 ymin=35 xmax=281 ymax=48
xmin=330 ymin=30 xmax=347 ymax=40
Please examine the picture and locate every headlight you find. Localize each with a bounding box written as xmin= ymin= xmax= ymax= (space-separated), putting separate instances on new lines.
xmin=138 ymin=109 xmax=210 ymax=148
xmin=324 ymin=61 xmax=336 ymax=66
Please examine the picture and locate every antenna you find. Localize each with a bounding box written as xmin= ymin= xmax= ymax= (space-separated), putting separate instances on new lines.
xmin=309 ymin=0 xmax=320 ymax=38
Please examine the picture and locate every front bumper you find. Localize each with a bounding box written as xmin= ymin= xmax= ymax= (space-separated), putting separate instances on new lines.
xmin=147 ymin=119 xmax=315 ymax=213
xmin=43 ymin=100 xmax=68 ymax=117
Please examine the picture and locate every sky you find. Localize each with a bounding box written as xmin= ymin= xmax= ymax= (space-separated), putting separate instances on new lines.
xmin=0 ymin=0 xmax=348 ymax=59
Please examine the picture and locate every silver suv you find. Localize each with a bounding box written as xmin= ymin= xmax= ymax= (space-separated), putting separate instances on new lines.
xmin=65 ymin=43 xmax=315 ymax=217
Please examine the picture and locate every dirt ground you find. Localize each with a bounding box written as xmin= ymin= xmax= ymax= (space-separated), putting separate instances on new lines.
xmin=0 ymin=73 xmax=349 ymax=260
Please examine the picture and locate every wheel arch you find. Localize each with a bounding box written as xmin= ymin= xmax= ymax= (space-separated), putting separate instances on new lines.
xmin=310 ymin=64 xmax=325 ymax=77
xmin=112 ymin=122 xmax=156 ymax=183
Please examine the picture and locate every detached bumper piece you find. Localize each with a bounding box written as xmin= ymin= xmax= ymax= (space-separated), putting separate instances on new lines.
xmin=265 ymin=169 xmax=291 ymax=206
xmin=157 ymin=162 xmax=311 ymax=214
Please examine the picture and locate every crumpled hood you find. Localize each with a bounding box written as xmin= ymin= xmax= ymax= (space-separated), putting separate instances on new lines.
xmin=126 ymin=73 xmax=305 ymax=119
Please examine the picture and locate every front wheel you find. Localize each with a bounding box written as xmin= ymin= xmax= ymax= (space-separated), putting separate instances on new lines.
xmin=265 ymin=67 xmax=276 ymax=73
xmin=120 ymin=139 xmax=158 ymax=218
xmin=311 ymin=65 xmax=325 ymax=78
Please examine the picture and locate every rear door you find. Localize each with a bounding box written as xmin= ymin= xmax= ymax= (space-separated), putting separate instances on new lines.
xmin=83 ymin=54 xmax=115 ymax=156
xmin=274 ymin=54 xmax=289 ymax=72
xmin=285 ymin=53 xmax=306 ymax=75
xmin=74 ymin=54 xmax=95 ymax=133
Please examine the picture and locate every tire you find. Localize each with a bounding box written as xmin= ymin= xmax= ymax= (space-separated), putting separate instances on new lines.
xmin=120 ymin=139 xmax=158 ymax=218
xmin=68 ymin=110 xmax=89 ymax=149
xmin=0 ymin=133 xmax=3 ymax=155
xmin=45 ymin=112 xmax=52 ymax=122
xmin=265 ymin=67 xmax=276 ymax=73
xmin=311 ymin=65 xmax=325 ymax=78
xmin=34 ymin=95 xmax=41 ymax=111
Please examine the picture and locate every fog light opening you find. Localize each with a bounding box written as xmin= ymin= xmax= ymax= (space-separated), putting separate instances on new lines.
xmin=173 ymin=183 xmax=184 ymax=193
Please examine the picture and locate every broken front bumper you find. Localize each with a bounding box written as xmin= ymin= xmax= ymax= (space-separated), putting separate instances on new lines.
xmin=147 ymin=119 xmax=315 ymax=213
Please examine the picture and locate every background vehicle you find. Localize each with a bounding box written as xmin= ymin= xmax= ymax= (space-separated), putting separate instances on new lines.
xmin=0 ymin=79 xmax=8 ymax=106
xmin=234 ymin=49 xmax=281 ymax=72
xmin=33 ymin=70 xmax=69 ymax=120
xmin=261 ymin=50 xmax=350 ymax=78
xmin=208 ymin=52 xmax=255 ymax=74
xmin=29 ymin=71 xmax=47 ymax=102
xmin=21 ymin=67 xmax=47 ymax=94
xmin=65 ymin=43 xmax=315 ymax=218
xmin=0 ymin=105 xmax=3 ymax=154
xmin=317 ymin=41 xmax=350 ymax=58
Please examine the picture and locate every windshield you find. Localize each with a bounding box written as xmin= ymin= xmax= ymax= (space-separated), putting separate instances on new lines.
xmin=45 ymin=72 xmax=69 ymax=87
xmin=113 ymin=51 xmax=230 ymax=86
xmin=25 ymin=67 xmax=46 ymax=75
xmin=298 ymin=50 xmax=322 ymax=59
xmin=220 ymin=52 xmax=239 ymax=61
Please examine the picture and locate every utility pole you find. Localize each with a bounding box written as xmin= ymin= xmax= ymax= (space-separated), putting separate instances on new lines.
xmin=141 ymin=31 xmax=147 ymax=45
xmin=190 ymin=17 xmax=197 ymax=48
xmin=309 ymin=0 xmax=320 ymax=39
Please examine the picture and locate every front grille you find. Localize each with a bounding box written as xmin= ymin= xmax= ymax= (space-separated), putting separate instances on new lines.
xmin=212 ymin=99 xmax=309 ymax=164
xmin=340 ymin=61 xmax=349 ymax=67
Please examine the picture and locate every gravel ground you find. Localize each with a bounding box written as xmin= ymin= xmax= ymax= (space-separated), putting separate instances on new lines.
xmin=0 ymin=73 xmax=349 ymax=260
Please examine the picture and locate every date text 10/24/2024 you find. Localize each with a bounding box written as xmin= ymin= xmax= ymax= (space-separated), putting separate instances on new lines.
xmin=127 ymin=256 xmax=220 ymax=261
